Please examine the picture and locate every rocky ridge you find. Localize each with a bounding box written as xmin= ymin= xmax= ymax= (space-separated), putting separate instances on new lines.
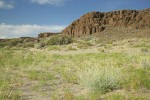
xmin=62 ymin=8 xmax=150 ymax=37
xmin=38 ymin=32 xmax=60 ymax=38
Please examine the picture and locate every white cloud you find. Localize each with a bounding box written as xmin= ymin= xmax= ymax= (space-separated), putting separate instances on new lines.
xmin=0 ymin=0 xmax=14 ymax=9
xmin=31 ymin=0 xmax=66 ymax=5
xmin=0 ymin=23 xmax=66 ymax=38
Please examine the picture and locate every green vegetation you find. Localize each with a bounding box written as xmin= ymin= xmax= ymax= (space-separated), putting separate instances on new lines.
xmin=0 ymin=38 xmax=150 ymax=99
xmin=78 ymin=66 xmax=124 ymax=93
xmin=0 ymin=35 xmax=73 ymax=49
xmin=27 ymin=70 xmax=54 ymax=81
xmin=44 ymin=35 xmax=73 ymax=45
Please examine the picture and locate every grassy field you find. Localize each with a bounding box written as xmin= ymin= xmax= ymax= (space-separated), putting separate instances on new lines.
xmin=0 ymin=37 xmax=150 ymax=100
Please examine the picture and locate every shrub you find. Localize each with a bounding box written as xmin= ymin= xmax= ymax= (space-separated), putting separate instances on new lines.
xmin=0 ymin=90 xmax=22 ymax=100
xmin=124 ymin=67 xmax=150 ymax=90
xmin=22 ymin=42 xmax=35 ymax=48
xmin=35 ymin=43 xmax=45 ymax=49
xmin=67 ymin=45 xmax=77 ymax=51
xmin=77 ymin=41 xmax=93 ymax=49
xmin=134 ymin=69 xmax=150 ymax=89
xmin=9 ymin=39 xmax=22 ymax=47
xmin=105 ymin=93 xmax=147 ymax=100
xmin=78 ymin=66 xmax=124 ymax=93
xmin=64 ymin=91 xmax=74 ymax=100
xmin=48 ymin=46 xmax=60 ymax=51
xmin=140 ymin=48 xmax=148 ymax=52
xmin=60 ymin=66 xmax=78 ymax=84
xmin=45 ymin=35 xmax=73 ymax=45
xmin=140 ymin=59 xmax=150 ymax=70
xmin=106 ymin=93 xmax=126 ymax=100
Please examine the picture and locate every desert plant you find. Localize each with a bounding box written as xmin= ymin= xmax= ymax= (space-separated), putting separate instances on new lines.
xmin=124 ymin=67 xmax=150 ymax=90
xmin=140 ymin=48 xmax=149 ymax=52
xmin=35 ymin=43 xmax=45 ymax=49
xmin=60 ymin=66 xmax=78 ymax=84
xmin=66 ymin=45 xmax=77 ymax=51
xmin=106 ymin=93 xmax=126 ymax=100
xmin=141 ymin=60 xmax=150 ymax=69
xmin=64 ymin=91 xmax=74 ymax=100
xmin=27 ymin=70 xmax=54 ymax=81
xmin=45 ymin=35 xmax=73 ymax=46
xmin=78 ymin=66 xmax=124 ymax=93
xmin=22 ymin=42 xmax=35 ymax=48
xmin=0 ymin=90 xmax=22 ymax=100
xmin=48 ymin=45 xmax=61 ymax=51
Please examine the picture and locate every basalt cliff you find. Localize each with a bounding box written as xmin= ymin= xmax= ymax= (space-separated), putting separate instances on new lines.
xmin=61 ymin=8 xmax=150 ymax=37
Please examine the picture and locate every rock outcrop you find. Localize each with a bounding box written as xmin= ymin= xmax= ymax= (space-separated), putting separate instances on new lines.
xmin=38 ymin=32 xmax=60 ymax=38
xmin=62 ymin=8 xmax=150 ymax=37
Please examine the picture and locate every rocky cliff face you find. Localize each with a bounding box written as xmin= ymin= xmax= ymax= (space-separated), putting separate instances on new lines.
xmin=62 ymin=8 xmax=150 ymax=37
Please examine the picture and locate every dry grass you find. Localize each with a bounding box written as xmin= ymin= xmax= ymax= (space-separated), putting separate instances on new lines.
xmin=0 ymin=38 xmax=150 ymax=99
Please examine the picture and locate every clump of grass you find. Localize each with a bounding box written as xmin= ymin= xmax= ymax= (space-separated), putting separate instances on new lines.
xmin=77 ymin=41 xmax=93 ymax=49
xmin=0 ymin=67 xmax=23 ymax=100
xmin=60 ymin=66 xmax=78 ymax=84
xmin=78 ymin=66 xmax=124 ymax=93
xmin=133 ymin=43 xmax=150 ymax=48
xmin=66 ymin=45 xmax=77 ymax=51
xmin=106 ymin=93 xmax=126 ymax=100
xmin=98 ymin=48 xmax=105 ymax=52
xmin=48 ymin=45 xmax=61 ymax=51
xmin=64 ymin=91 xmax=74 ymax=100
xmin=34 ymin=43 xmax=45 ymax=49
xmin=105 ymin=92 xmax=147 ymax=100
xmin=141 ymin=60 xmax=150 ymax=69
xmin=124 ymin=67 xmax=150 ymax=90
xmin=9 ymin=39 xmax=22 ymax=47
xmin=140 ymin=48 xmax=149 ymax=53
xmin=135 ymin=69 xmax=150 ymax=89
xmin=22 ymin=42 xmax=35 ymax=48
xmin=75 ymin=95 xmax=87 ymax=100
xmin=27 ymin=70 xmax=54 ymax=81
xmin=0 ymin=90 xmax=22 ymax=100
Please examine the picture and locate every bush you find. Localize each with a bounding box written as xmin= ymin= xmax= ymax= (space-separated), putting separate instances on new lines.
xmin=77 ymin=41 xmax=93 ymax=49
xmin=0 ymin=39 xmax=22 ymax=47
xmin=78 ymin=66 xmax=124 ymax=93
xmin=126 ymin=68 xmax=150 ymax=90
xmin=45 ymin=35 xmax=73 ymax=45
xmin=9 ymin=39 xmax=22 ymax=47
xmin=22 ymin=42 xmax=35 ymax=48
xmin=48 ymin=46 xmax=60 ymax=51
xmin=140 ymin=48 xmax=148 ymax=52
xmin=60 ymin=66 xmax=78 ymax=84
xmin=35 ymin=43 xmax=45 ymax=49
xmin=66 ymin=45 xmax=77 ymax=51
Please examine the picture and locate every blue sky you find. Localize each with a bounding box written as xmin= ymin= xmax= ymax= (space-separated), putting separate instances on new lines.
xmin=0 ymin=0 xmax=150 ymax=38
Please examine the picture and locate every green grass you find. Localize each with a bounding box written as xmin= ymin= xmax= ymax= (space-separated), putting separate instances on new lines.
xmin=48 ymin=45 xmax=61 ymax=51
xmin=27 ymin=70 xmax=54 ymax=81
xmin=0 ymin=90 xmax=22 ymax=100
xmin=127 ymin=68 xmax=150 ymax=90
xmin=0 ymin=38 xmax=150 ymax=99
xmin=78 ymin=66 xmax=124 ymax=93
xmin=105 ymin=93 xmax=148 ymax=100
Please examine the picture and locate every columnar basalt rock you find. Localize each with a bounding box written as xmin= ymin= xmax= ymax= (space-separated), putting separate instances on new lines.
xmin=61 ymin=9 xmax=150 ymax=37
